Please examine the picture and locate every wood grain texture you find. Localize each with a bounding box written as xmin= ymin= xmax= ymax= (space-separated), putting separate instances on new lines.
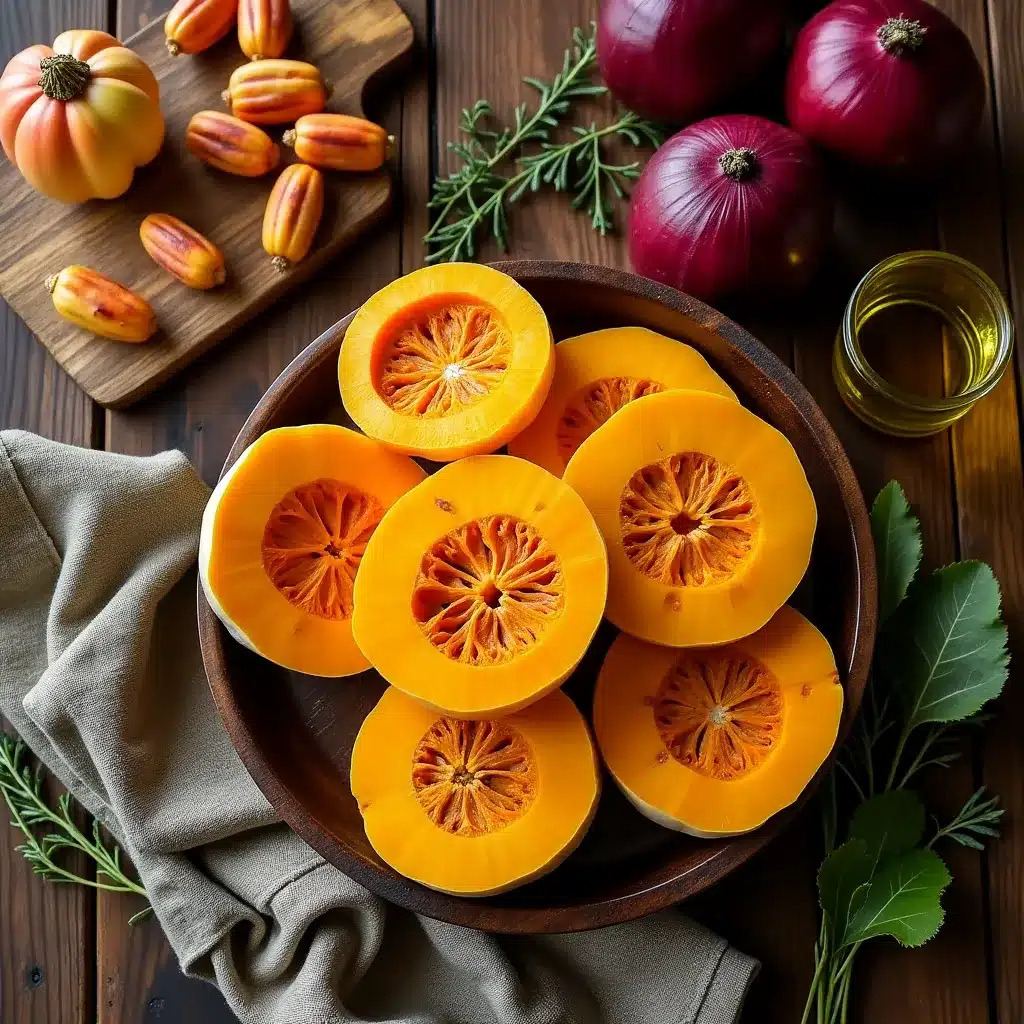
xmin=941 ymin=5 xmax=1024 ymax=1024
xmin=97 ymin=892 xmax=235 ymax=1023
xmin=0 ymin=6 xmax=100 ymax=1024
xmin=0 ymin=0 xmax=413 ymax=409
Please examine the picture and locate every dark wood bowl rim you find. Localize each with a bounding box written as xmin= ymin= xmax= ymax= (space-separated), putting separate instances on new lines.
xmin=198 ymin=260 xmax=877 ymax=934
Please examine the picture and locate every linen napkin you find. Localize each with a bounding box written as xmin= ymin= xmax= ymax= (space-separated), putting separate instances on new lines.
xmin=0 ymin=429 xmax=758 ymax=1024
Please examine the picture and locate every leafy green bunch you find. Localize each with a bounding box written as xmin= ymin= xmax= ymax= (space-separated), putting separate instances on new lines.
xmin=425 ymin=25 xmax=664 ymax=263
xmin=805 ymin=483 xmax=1008 ymax=1023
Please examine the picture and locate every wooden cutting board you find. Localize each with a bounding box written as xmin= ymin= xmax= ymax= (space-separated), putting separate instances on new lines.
xmin=0 ymin=0 xmax=412 ymax=408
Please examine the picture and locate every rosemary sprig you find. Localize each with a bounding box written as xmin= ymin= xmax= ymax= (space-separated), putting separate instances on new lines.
xmin=928 ymin=788 xmax=1004 ymax=850
xmin=0 ymin=733 xmax=152 ymax=925
xmin=425 ymin=24 xmax=662 ymax=262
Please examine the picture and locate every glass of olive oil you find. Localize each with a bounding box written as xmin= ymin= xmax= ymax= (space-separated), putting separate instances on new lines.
xmin=833 ymin=251 xmax=1014 ymax=437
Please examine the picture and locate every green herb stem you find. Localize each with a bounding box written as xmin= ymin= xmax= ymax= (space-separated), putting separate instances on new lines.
xmin=425 ymin=23 xmax=663 ymax=262
xmin=425 ymin=29 xmax=600 ymax=245
xmin=803 ymin=483 xmax=1008 ymax=1024
xmin=427 ymin=113 xmax=660 ymax=264
xmin=0 ymin=735 xmax=151 ymax=921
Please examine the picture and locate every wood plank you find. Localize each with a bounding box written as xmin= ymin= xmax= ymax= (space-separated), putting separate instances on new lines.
xmin=0 ymin=0 xmax=412 ymax=409
xmin=940 ymin=3 xmax=1024 ymax=1024
xmin=0 ymin=5 xmax=101 ymax=1024
xmin=94 ymin=2 xmax=429 ymax=1018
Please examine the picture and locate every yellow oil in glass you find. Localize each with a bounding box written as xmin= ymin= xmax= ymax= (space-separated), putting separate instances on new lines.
xmin=834 ymin=252 xmax=1013 ymax=438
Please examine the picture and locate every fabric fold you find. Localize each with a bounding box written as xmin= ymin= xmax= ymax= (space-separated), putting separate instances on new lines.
xmin=0 ymin=429 xmax=758 ymax=1024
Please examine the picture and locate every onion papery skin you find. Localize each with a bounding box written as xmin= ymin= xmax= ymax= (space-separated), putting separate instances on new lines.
xmin=785 ymin=0 xmax=985 ymax=173
xmin=597 ymin=0 xmax=787 ymax=124
xmin=628 ymin=115 xmax=832 ymax=303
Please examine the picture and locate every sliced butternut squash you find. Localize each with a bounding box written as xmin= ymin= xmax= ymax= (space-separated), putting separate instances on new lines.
xmin=593 ymin=605 xmax=842 ymax=837
xmin=352 ymin=686 xmax=599 ymax=895
xmin=339 ymin=264 xmax=554 ymax=461
xmin=563 ymin=390 xmax=815 ymax=647
xmin=199 ymin=425 xmax=426 ymax=677
xmin=351 ymin=455 xmax=608 ymax=716
xmin=509 ymin=327 xmax=737 ymax=475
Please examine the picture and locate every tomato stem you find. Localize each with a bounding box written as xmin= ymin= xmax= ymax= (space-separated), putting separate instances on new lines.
xmin=877 ymin=17 xmax=927 ymax=54
xmin=37 ymin=54 xmax=91 ymax=102
xmin=718 ymin=147 xmax=759 ymax=182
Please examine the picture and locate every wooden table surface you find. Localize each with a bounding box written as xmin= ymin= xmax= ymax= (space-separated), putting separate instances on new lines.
xmin=1 ymin=1 xmax=1022 ymax=1022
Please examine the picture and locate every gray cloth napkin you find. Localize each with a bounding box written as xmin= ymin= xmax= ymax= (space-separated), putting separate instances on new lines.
xmin=0 ymin=429 xmax=758 ymax=1024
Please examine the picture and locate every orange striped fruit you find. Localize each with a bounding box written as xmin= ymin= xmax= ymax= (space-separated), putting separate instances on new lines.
xmin=282 ymin=113 xmax=394 ymax=172
xmin=262 ymin=163 xmax=324 ymax=272
xmin=165 ymin=0 xmax=239 ymax=56
xmin=140 ymin=214 xmax=226 ymax=290
xmin=222 ymin=59 xmax=329 ymax=125
xmin=185 ymin=110 xmax=280 ymax=176
xmin=238 ymin=0 xmax=293 ymax=60
xmin=46 ymin=266 xmax=157 ymax=343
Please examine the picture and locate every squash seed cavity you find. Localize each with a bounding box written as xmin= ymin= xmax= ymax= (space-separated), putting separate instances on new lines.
xmin=619 ymin=452 xmax=758 ymax=586
xmin=653 ymin=651 xmax=784 ymax=780
xmin=557 ymin=376 xmax=665 ymax=464
xmin=377 ymin=298 xmax=512 ymax=417
xmin=412 ymin=718 xmax=537 ymax=836
xmin=262 ymin=479 xmax=382 ymax=621
xmin=412 ymin=514 xmax=564 ymax=665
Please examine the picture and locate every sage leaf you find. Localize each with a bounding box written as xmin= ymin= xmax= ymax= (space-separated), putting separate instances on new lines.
xmin=849 ymin=790 xmax=926 ymax=867
xmin=882 ymin=561 xmax=1008 ymax=728
xmin=872 ymin=482 xmax=922 ymax=625
xmin=844 ymin=848 xmax=950 ymax=947
xmin=817 ymin=840 xmax=873 ymax=948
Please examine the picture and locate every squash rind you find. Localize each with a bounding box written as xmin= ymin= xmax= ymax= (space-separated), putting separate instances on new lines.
xmin=593 ymin=606 xmax=843 ymax=837
xmin=351 ymin=455 xmax=608 ymax=716
xmin=509 ymin=327 xmax=737 ymax=476
xmin=352 ymin=686 xmax=600 ymax=895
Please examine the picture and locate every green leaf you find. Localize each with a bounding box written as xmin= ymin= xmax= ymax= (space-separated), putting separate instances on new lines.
xmin=871 ymin=482 xmax=922 ymax=624
xmin=882 ymin=562 xmax=1009 ymax=727
xmin=818 ymin=840 xmax=873 ymax=948
xmin=845 ymin=848 xmax=951 ymax=947
xmin=849 ymin=790 xmax=926 ymax=867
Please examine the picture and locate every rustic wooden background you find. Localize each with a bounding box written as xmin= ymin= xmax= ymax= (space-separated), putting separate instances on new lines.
xmin=1 ymin=1 xmax=1021 ymax=1022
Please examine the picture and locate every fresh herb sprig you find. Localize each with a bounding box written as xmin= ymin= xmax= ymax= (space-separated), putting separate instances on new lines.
xmin=0 ymin=733 xmax=152 ymax=925
xmin=425 ymin=25 xmax=663 ymax=262
xmin=803 ymin=482 xmax=1007 ymax=1024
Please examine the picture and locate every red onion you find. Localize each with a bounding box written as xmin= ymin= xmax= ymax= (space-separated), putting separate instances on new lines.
xmin=597 ymin=0 xmax=787 ymax=123
xmin=628 ymin=115 xmax=832 ymax=302
xmin=785 ymin=0 xmax=985 ymax=172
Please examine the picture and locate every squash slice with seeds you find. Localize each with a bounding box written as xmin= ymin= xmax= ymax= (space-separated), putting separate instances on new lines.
xmin=593 ymin=606 xmax=842 ymax=837
xmin=339 ymin=264 xmax=554 ymax=461
xmin=199 ymin=425 xmax=426 ymax=677
xmin=352 ymin=686 xmax=599 ymax=895
xmin=351 ymin=455 xmax=608 ymax=716
xmin=509 ymin=327 xmax=736 ymax=476
xmin=563 ymin=389 xmax=816 ymax=647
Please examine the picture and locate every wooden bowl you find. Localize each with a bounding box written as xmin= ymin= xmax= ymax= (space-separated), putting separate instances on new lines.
xmin=199 ymin=261 xmax=876 ymax=934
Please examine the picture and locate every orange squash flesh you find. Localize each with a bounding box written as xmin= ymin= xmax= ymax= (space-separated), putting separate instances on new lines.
xmin=351 ymin=455 xmax=608 ymax=716
xmin=563 ymin=389 xmax=816 ymax=647
xmin=339 ymin=264 xmax=554 ymax=461
xmin=199 ymin=425 xmax=426 ymax=677
xmin=593 ymin=605 xmax=842 ymax=837
xmin=509 ymin=327 xmax=737 ymax=476
xmin=352 ymin=686 xmax=599 ymax=895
